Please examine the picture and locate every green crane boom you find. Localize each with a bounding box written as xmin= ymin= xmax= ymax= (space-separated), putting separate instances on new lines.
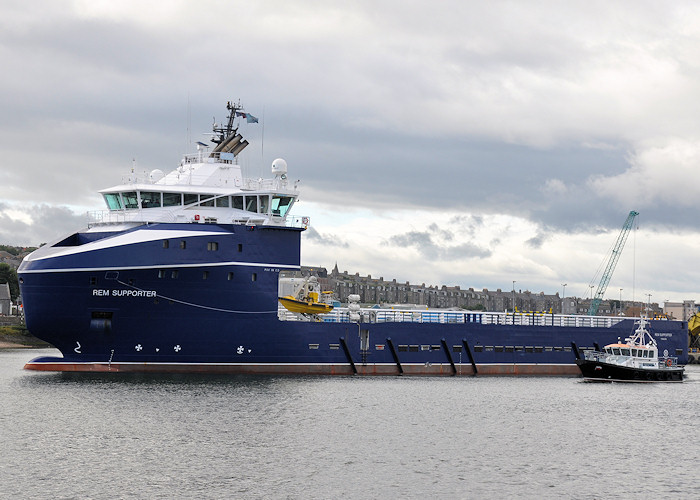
xmin=588 ymin=210 xmax=639 ymax=316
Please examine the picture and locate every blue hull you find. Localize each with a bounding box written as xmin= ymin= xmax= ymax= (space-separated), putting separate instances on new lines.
xmin=19 ymin=223 xmax=688 ymax=375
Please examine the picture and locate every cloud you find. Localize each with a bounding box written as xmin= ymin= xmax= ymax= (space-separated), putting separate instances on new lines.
xmin=525 ymin=233 xmax=549 ymax=249
xmin=2 ymin=1 xmax=700 ymax=302
xmin=303 ymin=227 xmax=349 ymax=248
xmin=0 ymin=204 xmax=85 ymax=245
xmin=384 ymin=224 xmax=491 ymax=261
xmin=590 ymin=138 xmax=700 ymax=213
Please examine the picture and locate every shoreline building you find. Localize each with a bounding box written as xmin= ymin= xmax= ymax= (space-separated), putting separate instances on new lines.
xmin=287 ymin=265 xmax=663 ymax=316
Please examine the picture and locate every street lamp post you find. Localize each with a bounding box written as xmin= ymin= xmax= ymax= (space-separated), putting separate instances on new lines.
xmin=619 ymin=288 xmax=623 ymax=315
xmin=561 ymin=283 xmax=567 ymax=314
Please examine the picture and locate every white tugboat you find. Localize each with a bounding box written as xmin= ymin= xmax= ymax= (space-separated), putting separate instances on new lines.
xmin=575 ymin=315 xmax=684 ymax=382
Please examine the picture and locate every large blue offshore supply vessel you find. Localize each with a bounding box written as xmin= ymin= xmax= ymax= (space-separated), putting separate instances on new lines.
xmin=18 ymin=102 xmax=688 ymax=375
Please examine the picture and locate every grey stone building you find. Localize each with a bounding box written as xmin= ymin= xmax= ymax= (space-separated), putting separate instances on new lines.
xmin=0 ymin=283 xmax=11 ymax=315
xmin=291 ymin=264 xmax=564 ymax=312
xmin=287 ymin=264 xmax=663 ymax=315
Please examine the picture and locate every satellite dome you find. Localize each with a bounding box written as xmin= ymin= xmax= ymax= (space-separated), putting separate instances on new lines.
xmin=271 ymin=158 xmax=287 ymax=175
xmin=149 ymin=169 xmax=164 ymax=182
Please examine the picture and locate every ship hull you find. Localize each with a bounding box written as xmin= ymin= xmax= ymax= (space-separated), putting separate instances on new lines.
xmin=575 ymin=359 xmax=684 ymax=382
xmin=19 ymin=222 xmax=689 ymax=376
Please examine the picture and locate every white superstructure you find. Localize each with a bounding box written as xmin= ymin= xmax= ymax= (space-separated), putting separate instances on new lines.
xmin=89 ymin=101 xmax=303 ymax=228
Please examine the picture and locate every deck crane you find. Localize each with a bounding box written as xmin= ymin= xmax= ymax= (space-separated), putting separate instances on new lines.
xmin=588 ymin=210 xmax=639 ymax=316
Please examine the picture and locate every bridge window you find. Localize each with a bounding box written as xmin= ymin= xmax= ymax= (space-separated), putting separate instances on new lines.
xmin=163 ymin=193 xmax=182 ymax=207
xmin=141 ymin=191 xmax=161 ymax=208
xmin=259 ymin=195 xmax=269 ymax=214
xmin=184 ymin=193 xmax=198 ymax=206
xmin=200 ymin=194 xmax=216 ymax=207
xmin=104 ymin=193 xmax=123 ymax=210
xmin=232 ymin=196 xmax=244 ymax=210
xmin=272 ymin=196 xmax=294 ymax=216
xmin=245 ymin=196 xmax=257 ymax=213
xmin=122 ymin=191 xmax=139 ymax=209
xmin=216 ymin=196 xmax=230 ymax=208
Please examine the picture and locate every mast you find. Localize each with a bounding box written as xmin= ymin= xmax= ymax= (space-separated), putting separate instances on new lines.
xmin=211 ymin=100 xmax=249 ymax=156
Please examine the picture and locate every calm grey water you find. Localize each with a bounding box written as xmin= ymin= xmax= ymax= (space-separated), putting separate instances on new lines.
xmin=1 ymin=348 xmax=699 ymax=499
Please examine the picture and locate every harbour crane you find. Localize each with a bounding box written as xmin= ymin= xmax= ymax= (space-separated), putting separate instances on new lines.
xmin=588 ymin=210 xmax=639 ymax=316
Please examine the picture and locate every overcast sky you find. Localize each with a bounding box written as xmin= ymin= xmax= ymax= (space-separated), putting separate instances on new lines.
xmin=2 ymin=0 xmax=700 ymax=304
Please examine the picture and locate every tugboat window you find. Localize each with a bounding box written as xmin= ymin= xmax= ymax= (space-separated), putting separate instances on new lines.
xmin=251 ymin=273 xmax=257 ymax=282
xmin=621 ymin=348 xmax=630 ymax=356
xmin=180 ymin=241 xmax=186 ymax=249
xmin=162 ymin=239 xmax=169 ymax=249
xmin=612 ymin=348 xmax=621 ymax=355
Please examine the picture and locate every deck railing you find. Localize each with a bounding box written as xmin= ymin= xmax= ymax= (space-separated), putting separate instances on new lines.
xmin=278 ymin=307 xmax=628 ymax=328
xmin=87 ymin=209 xmax=308 ymax=228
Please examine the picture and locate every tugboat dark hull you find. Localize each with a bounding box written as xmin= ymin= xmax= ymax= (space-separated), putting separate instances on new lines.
xmin=576 ymin=359 xmax=684 ymax=382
